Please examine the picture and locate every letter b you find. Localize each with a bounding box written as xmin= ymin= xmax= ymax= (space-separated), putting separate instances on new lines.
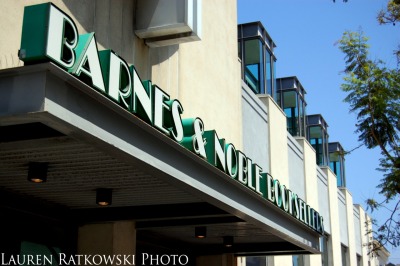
xmin=20 ymin=3 xmax=78 ymax=69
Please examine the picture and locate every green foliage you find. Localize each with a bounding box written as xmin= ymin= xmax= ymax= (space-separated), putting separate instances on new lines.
xmin=336 ymin=0 xmax=400 ymax=63
xmin=377 ymin=0 xmax=400 ymax=63
xmin=377 ymin=0 xmax=400 ymax=26
xmin=339 ymin=30 xmax=400 ymax=248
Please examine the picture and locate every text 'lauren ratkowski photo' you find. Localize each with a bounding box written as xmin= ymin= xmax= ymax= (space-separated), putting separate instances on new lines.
xmin=1 ymin=253 xmax=190 ymax=266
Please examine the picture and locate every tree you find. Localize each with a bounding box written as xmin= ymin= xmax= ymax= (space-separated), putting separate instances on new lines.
xmin=338 ymin=30 xmax=400 ymax=248
xmin=377 ymin=0 xmax=400 ymax=26
xmin=378 ymin=0 xmax=400 ymax=63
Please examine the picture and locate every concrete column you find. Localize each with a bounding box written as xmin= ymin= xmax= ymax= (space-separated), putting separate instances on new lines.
xmin=272 ymin=255 xmax=292 ymax=266
xmin=259 ymin=95 xmax=289 ymax=185
xmin=196 ymin=254 xmax=236 ymax=266
xmin=296 ymin=138 xmax=321 ymax=266
xmin=356 ymin=205 xmax=370 ymax=266
xmin=340 ymin=188 xmax=357 ymax=266
xmin=321 ymin=166 xmax=342 ymax=266
xmin=77 ymin=221 xmax=136 ymax=265
xmin=365 ymin=214 xmax=374 ymax=265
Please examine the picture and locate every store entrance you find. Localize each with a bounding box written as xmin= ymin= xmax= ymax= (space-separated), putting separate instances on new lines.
xmin=0 ymin=192 xmax=77 ymax=266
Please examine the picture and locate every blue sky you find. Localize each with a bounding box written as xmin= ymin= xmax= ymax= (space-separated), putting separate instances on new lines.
xmin=237 ymin=0 xmax=400 ymax=262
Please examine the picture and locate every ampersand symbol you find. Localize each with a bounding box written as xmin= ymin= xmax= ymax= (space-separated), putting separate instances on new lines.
xmin=192 ymin=118 xmax=207 ymax=159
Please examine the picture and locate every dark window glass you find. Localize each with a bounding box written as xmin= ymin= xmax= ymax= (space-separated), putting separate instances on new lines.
xmin=266 ymin=49 xmax=272 ymax=95
xmin=244 ymin=39 xmax=264 ymax=94
xmin=283 ymin=90 xmax=298 ymax=136
xmin=321 ymin=236 xmax=329 ymax=266
xmin=292 ymin=255 xmax=304 ymax=266
xmin=341 ymin=245 xmax=348 ymax=266
xmin=246 ymin=256 xmax=266 ymax=266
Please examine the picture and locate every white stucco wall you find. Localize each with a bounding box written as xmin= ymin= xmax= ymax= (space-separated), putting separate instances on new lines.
xmin=353 ymin=206 xmax=362 ymax=255
xmin=317 ymin=168 xmax=331 ymax=235
xmin=151 ymin=0 xmax=243 ymax=148
xmin=341 ymin=188 xmax=357 ymax=266
xmin=338 ymin=189 xmax=349 ymax=246
xmin=241 ymin=83 xmax=269 ymax=171
xmin=258 ymin=95 xmax=289 ymax=185
xmin=322 ymin=166 xmax=343 ymax=266
xmin=288 ymin=136 xmax=305 ymax=199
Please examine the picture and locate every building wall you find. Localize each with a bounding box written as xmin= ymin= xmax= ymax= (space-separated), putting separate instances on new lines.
xmin=239 ymin=85 xmax=383 ymax=266
xmin=342 ymin=188 xmax=357 ymax=266
xmin=300 ymin=138 xmax=321 ymax=266
xmin=356 ymin=205 xmax=371 ymax=266
xmin=338 ymin=189 xmax=349 ymax=247
xmin=258 ymin=95 xmax=289 ymax=185
xmin=241 ymin=83 xmax=269 ymax=171
xmin=317 ymin=168 xmax=331 ymax=235
xmin=288 ymin=137 xmax=306 ymax=199
xmin=151 ymin=0 xmax=243 ymax=147
xmin=0 ymin=0 xmax=150 ymax=76
xmin=353 ymin=206 xmax=362 ymax=256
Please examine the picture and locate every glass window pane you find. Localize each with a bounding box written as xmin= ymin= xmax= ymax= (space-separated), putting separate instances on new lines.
xmin=341 ymin=245 xmax=347 ymax=266
xmin=292 ymin=255 xmax=304 ymax=266
xmin=283 ymin=90 xmax=298 ymax=136
xmin=244 ymin=39 xmax=264 ymax=94
xmin=321 ymin=237 xmax=329 ymax=266
xmin=238 ymin=41 xmax=242 ymax=60
xmin=309 ymin=126 xmax=324 ymax=165
xmin=246 ymin=256 xmax=266 ymax=266
xmin=273 ymin=60 xmax=277 ymax=98
xmin=266 ymin=49 xmax=272 ymax=95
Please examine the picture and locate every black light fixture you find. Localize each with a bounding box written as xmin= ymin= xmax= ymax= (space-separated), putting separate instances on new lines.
xmin=223 ymin=236 xmax=234 ymax=247
xmin=195 ymin=226 xmax=207 ymax=238
xmin=27 ymin=162 xmax=48 ymax=183
xmin=96 ymin=188 xmax=112 ymax=206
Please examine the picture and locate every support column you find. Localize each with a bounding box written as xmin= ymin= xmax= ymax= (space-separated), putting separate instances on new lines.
xmin=356 ymin=205 xmax=370 ymax=266
xmin=340 ymin=188 xmax=357 ymax=266
xmin=77 ymin=221 xmax=136 ymax=265
xmin=296 ymin=138 xmax=321 ymax=266
xmin=322 ymin=166 xmax=342 ymax=266
xmin=259 ymin=95 xmax=289 ymax=184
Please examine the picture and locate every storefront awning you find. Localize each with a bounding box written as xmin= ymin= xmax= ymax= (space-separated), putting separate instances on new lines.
xmin=0 ymin=63 xmax=321 ymax=256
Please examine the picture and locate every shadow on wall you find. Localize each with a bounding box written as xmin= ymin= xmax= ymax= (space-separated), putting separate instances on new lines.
xmin=64 ymin=0 xmax=180 ymax=74
xmin=63 ymin=0 xmax=137 ymax=63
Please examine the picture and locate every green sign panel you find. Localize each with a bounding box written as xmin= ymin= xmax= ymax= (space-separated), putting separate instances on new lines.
xmin=19 ymin=2 xmax=324 ymax=235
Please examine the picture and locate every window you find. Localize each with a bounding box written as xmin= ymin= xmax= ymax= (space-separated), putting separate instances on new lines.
xmin=329 ymin=142 xmax=346 ymax=187
xmin=238 ymin=22 xmax=277 ymax=98
xmin=276 ymin=77 xmax=307 ymax=137
xmin=282 ymin=90 xmax=299 ymax=136
xmin=330 ymin=160 xmax=343 ymax=186
xmin=246 ymin=256 xmax=267 ymax=266
xmin=356 ymin=255 xmax=362 ymax=266
xmin=306 ymin=114 xmax=329 ymax=166
xmin=292 ymin=255 xmax=304 ymax=266
xmin=244 ymin=39 xmax=264 ymax=94
xmin=266 ymin=49 xmax=272 ymax=95
xmin=321 ymin=236 xmax=329 ymax=266
xmin=341 ymin=245 xmax=348 ymax=266
xmin=309 ymin=126 xmax=325 ymax=165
